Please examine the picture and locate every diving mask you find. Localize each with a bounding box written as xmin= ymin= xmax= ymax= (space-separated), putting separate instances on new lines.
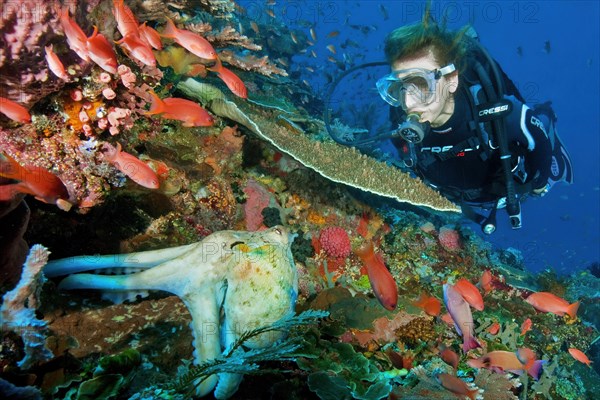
xmin=376 ymin=64 xmax=456 ymax=110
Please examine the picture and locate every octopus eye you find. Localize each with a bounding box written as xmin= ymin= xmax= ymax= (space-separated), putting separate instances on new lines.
xmin=230 ymin=241 xmax=245 ymax=249
xmin=274 ymin=227 xmax=282 ymax=235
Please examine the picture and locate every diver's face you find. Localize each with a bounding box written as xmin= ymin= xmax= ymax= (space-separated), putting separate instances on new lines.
xmin=392 ymin=50 xmax=458 ymax=128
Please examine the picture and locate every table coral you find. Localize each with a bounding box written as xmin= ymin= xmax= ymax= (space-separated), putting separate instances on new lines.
xmin=187 ymin=88 xmax=460 ymax=212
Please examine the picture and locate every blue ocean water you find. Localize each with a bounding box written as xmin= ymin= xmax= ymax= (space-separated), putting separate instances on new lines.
xmin=240 ymin=0 xmax=599 ymax=275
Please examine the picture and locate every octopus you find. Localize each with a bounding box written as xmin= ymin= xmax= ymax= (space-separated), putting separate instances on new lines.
xmin=43 ymin=226 xmax=298 ymax=399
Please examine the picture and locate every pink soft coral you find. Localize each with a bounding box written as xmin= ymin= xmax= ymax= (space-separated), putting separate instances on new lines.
xmin=243 ymin=179 xmax=271 ymax=231
xmin=438 ymin=225 xmax=462 ymax=252
xmin=319 ymin=226 xmax=351 ymax=258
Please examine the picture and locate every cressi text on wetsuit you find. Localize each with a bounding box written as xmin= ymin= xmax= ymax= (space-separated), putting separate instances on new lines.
xmin=391 ymin=85 xmax=554 ymax=205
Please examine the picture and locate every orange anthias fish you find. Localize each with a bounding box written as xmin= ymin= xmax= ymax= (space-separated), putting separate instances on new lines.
xmin=0 ymin=153 xmax=71 ymax=211
xmin=86 ymin=26 xmax=118 ymax=74
xmin=138 ymin=22 xmax=163 ymax=50
xmin=568 ymin=348 xmax=592 ymax=366
xmin=520 ymin=318 xmax=532 ymax=336
xmin=45 ymin=45 xmax=70 ymax=81
xmin=161 ymin=18 xmax=217 ymax=60
xmin=0 ymin=97 xmax=31 ymax=123
xmin=354 ymin=242 xmax=398 ymax=311
xmin=439 ymin=344 xmax=459 ymax=371
xmin=437 ymin=373 xmax=479 ymax=400
xmin=478 ymin=269 xmax=493 ymax=293
xmin=525 ymin=291 xmax=579 ymax=318
xmin=412 ymin=292 xmax=441 ymax=316
xmin=467 ymin=348 xmax=546 ymax=380
xmin=146 ymin=91 xmax=214 ymax=127
xmin=58 ymin=6 xmax=89 ymax=61
xmin=101 ymin=143 xmax=159 ymax=189
xmin=208 ymin=58 xmax=248 ymax=99
xmin=117 ymin=33 xmax=156 ymax=67
xmin=454 ymin=278 xmax=484 ymax=311
xmin=112 ymin=0 xmax=139 ymax=39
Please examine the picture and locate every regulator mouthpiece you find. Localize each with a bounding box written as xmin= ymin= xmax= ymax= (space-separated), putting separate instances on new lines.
xmin=393 ymin=113 xmax=428 ymax=143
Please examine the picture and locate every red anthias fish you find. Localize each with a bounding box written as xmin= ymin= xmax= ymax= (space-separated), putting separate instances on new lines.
xmin=208 ymin=58 xmax=248 ymax=99
xmin=58 ymin=6 xmax=89 ymax=61
xmin=101 ymin=143 xmax=159 ymax=189
xmin=138 ymin=22 xmax=163 ymax=50
xmin=0 ymin=153 xmax=71 ymax=211
xmin=478 ymin=269 xmax=493 ymax=293
xmin=437 ymin=373 xmax=479 ymax=400
xmin=146 ymin=91 xmax=214 ymax=127
xmin=117 ymin=33 xmax=156 ymax=67
xmin=412 ymin=292 xmax=441 ymax=316
xmin=86 ymin=26 xmax=118 ymax=74
xmin=438 ymin=344 xmax=459 ymax=371
xmin=45 ymin=45 xmax=70 ymax=81
xmin=467 ymin=348 xmax=546 ymax=380
xmin=112 ymin=0 xmax=139 ymax=39
xmin=520 ymin=318 xmax=532 ymax=336
xmin=0 ymin=97 xmax=31 ymax=123
xmin=354 ymin=241 xmax=398 ymax=311
xmin=454 ymin=278 xmax=484 ymax=311
xmin=525 ymin=291 xmax=579 ymax=318
xmin=161 ymin=18 xmax=217 ymax=60
xmin=487 ymin=321 xmax=501 ymax=335
xmin=568 ymin=348 xmax=592 ymax=367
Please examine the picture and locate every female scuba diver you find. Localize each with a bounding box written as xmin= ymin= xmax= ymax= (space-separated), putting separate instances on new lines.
xmin=375 ymin=18 xmax=573 ymax=233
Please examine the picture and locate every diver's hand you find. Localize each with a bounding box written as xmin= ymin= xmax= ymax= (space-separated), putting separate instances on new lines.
xmin=532 ymin=184 xmax=550 ymax=197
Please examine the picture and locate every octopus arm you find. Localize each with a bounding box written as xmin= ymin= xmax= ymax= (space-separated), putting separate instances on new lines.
xmin=44 ymin=243 xmax=198 ymax=277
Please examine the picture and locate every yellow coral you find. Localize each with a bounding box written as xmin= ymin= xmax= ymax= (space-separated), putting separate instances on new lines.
xmin=155 ymin=46 xmax=208 ymax=77
xmin=60 ymin=96 xmax=106 ymax=133
xmin=286 ymin=193 xmax=310 ymax=211
xmin=307 ymin=210 xmax=326 ymax=225
xmin=198 ymin=178 xmax=237 ymax=223
xmin=396 ymin=317 xmax=436 ymax=346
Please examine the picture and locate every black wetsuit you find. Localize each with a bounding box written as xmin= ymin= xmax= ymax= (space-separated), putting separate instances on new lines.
xmin=391 ymin=84 xmax=556 ymax=206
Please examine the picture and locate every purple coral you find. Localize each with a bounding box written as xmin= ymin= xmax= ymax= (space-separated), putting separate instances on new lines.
xmin=0 ymin=0 xmax=72 ymax=105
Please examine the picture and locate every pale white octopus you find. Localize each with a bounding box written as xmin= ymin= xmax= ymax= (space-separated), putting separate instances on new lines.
xmin=44 ymin=226 xmax=298 ymax=399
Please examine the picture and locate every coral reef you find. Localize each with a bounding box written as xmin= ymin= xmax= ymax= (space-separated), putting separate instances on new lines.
xmin=178 ymin=78 xmax=460 ymax=213
xmin=0 ymin=1 xmax=597 ymax=399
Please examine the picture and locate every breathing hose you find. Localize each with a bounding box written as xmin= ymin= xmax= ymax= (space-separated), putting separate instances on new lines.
xmin=323 ymin=61 xmax=389 ymax=147
xmin=472 ymin=43 xmax=522 ymax=229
